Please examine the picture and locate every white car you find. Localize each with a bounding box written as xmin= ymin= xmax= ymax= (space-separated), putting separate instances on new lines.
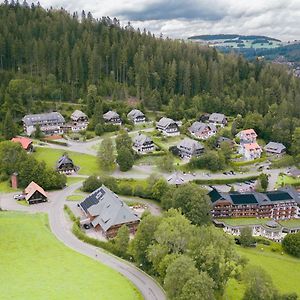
xmin=13 ymin=194 xmax=25 ymax=200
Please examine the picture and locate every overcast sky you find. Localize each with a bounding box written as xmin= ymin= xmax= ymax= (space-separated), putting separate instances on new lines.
xmin=29 ymin=0 xmax=300 ymax=41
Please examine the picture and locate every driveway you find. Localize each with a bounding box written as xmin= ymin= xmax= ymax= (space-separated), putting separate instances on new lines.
xmin=0 ymin=183 xmax=166 ymax=300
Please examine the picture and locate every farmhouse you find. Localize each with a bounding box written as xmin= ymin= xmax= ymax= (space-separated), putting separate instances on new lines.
xmin=127 ymin=109 xmax=146 ymax=124
xmin=79 ymin=185 xmax=140 ymax=238
xmin=209 ymin=186 xmax=300 ymax=220
xmin=188 ymin=121 xmax=217 ymax=139
xmin=71 ymin=110 xmax=88 ymax=123
xmin=264 ymin=142 xmax=286 ymax=155
xmin=240 ymin=142 xmax=262 ymax=161
xmin=156 ymin=117 xmax=180 ymax=136
xmin=236 ymin=129 xmax=258 ymax=144
xmin=177 ymin=138 xmax=204 ymax=158
xmin=22 ymin=112 xmax=65 ymax=136
xmin=56 ymin=154 xmax=77 ymax=173
xmin=208 ymin=113 xmax=227 ymax=127
xmin=24 ymin=181 xmax=47 ymax=205
xmin=11 ymin=137 xmax=33 ymax=151
xmin=133 ymin=133 xmax=154 ymax=153
xmin=103 ymin=111 xmax=122 ymax=125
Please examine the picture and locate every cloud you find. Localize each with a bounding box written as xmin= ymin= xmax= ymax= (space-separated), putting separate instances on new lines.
xmin=28 ymin=0 xmax=300 ymax=41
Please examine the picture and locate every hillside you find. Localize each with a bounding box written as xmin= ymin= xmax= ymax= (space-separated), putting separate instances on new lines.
xmin=0 ymin=2 xmax=300 ymax=148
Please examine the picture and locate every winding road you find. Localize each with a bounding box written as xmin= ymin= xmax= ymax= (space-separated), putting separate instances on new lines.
xmin=0 ymin=183 xmax=166 ymax=300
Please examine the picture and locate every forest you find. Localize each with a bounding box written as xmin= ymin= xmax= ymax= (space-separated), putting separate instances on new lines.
xmin=0 ymin=2 xmax=300 ymax=150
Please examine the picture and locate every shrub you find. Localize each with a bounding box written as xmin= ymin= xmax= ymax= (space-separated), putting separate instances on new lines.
xmin=282 ymin=232 xmax=300 ymax=257
xmin=82 ymin=176 xmax=102 ymax=192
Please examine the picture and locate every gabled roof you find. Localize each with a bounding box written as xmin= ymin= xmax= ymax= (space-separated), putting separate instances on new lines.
xmin=189 ymin=121 xmax=216 ymax=133
xmin=209 ymin=113 xmax=226 ymax=123
xmin=127 ymin=109 xmax=145 ymax=119
xmin=264 ymin=142 xmax=286 ymax=153
xmin=177 ymin=138 xmax=204 ymax=151
xmin=133 ymin=133 xmax=153 ymax=146
xmin=80 ymin=185 xmax=139 ymax=232
xmin=103 ymin=111 xmax=120 ymax=120
xmin=71 ymin=110 xmax=87 ymax=120
xmin=24 ymin=181 xmax=47 ymax=201
xmin=56 ymin=154 xmax=74 ymax=168
xmin=156 ymin=117 xmax=177 ymax=128
xmin=237 ymin=129 xmax=257 ymax=138
xmin=217 ymin=136 xmax=234 ymax=145
xmin=11 ymin=137 xmax=32 ymax=149
xmin=22 ymin=112 xmax=65 ymax=126
xmin=243 ymin=143 xmax=262 ymax=151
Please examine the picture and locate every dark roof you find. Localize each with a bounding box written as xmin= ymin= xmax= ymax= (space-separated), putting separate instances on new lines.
xmin=208 ymin=189 xmax=223 ymax=203
xmin=230 ymin=194 xmax=258 ymax=205
xmin=22 ymin=112 xmax=65 ymax=126
xmin=265 ymin=191 xmax=293 ymax=202
xmin=80 ymin=187 xmax=105 ymax=213
xmin=56 ymin=155 xmax=74 ymax=168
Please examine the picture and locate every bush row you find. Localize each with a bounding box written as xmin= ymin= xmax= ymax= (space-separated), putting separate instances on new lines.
xmin=192 ymin=175 xmax=259 ymax=185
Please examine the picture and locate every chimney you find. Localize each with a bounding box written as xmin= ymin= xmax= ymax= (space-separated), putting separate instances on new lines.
xmin=11 ymin=172 xmax=18 ymax=189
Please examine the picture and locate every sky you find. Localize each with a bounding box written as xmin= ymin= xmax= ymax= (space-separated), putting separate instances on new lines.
xmin=29 ymin=0 xmax=300 ymax=41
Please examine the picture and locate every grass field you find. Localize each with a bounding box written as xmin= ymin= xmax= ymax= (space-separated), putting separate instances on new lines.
xmin=66 ymin=194 xmax=85 ymax=201
xmin=0 ymin=212 xmax=142 ymax=300
xmin=33 ymin=147 xmax=100 ymax=175
xmin=276 ymin=175 xmax=300 ymax=188
xmin=0 ymin=180 xmax=18 ymax=193
xmin=216 ymin=217 xmax=271 ymax=226
xmin=224 ymin=243 xmax=300 ymax=299
xmin=66 ymin=176 xmax=86 ymax=186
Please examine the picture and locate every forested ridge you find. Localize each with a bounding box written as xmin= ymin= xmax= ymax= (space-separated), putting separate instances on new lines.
xmin=0 ymin=2 xmax=300 ymax=148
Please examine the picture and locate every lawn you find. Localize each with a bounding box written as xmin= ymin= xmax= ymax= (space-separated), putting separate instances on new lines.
xmin=0 ymin=180 xmax=19 ymax=193
xmin=33 ymin=147 xmax=100 ymax=175
xmin=66 ymin=176 xmax=86 ymax=186
xmin=0 ymin=212 xmax=142 ymax=300
xmin=66 ymin=194 xmax=85 ymax=201
xmin=235 ymin=245 xmax=300 ymax=296
xmin=278 ymin=219 xmax=300 ymax=228
xmin=216 ymin=217 xmax=271 ymax=226
xmin=276 ymin=175 xmax=300 ymax=188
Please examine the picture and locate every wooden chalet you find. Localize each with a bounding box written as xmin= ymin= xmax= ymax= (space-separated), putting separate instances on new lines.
xmin=24 ymin=181 xmax=47 ymax=205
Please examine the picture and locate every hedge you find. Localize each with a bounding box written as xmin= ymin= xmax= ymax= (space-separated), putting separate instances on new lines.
xmin=231 ymin=157 xmax=266 ymax=167
xmin=192 ymin=175 xmax=259 ymax=185
xmin=42 ymin=139 xmax=69 ymax=147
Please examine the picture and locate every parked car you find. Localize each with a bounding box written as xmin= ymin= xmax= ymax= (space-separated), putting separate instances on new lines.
xmin=13 ymin=194 xmax=25 ymax=200
xmin=83 ymin=223 xmax=91 ymax=230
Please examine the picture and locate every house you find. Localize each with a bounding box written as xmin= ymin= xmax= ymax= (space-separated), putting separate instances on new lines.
xmin=11 ymin=137 xmax=33 ymax=152
xmin=236 ymin=129 xmax=258 ymax=144
xmin=156 ymin=117 xmax=180 ymax=136
xmin=24 ymin=181 xmax=47 ymax=205
xmin=264 ymin=142 xmax=286 ymax=156
xmin=217 ymin=136 xmax=235 ymax=148
xmin=189 ymin=121 xmax=217 ymax=139
xmin=127 ymin=109 xmax=146 ymax=124
xmin=103 ymin=111 xmax=122 ymax=125
xmin=240 ymin=142 xmax=262 ymax=160
xmin=288 ymin=168 xmax=300 ymax=178
xmin=56 ymin=154 xmax=77 ymax=173
xmin=209 ymin=186 xmax=300 ymax=220
xmin=208 ymin=113 xmax=227 ymax=127
xmin=71 ymin=110 xmax=88 ymax=123
xmin=22 ymin=112 xmax=65 ymax=136
xmin=79 ymin=185 xmax=140 ymax=238
xmin=198 ymin=113 xmax=210 ymax=123
xmin=133 ymin=134 xmax=155 ymax=153
xmin=177 ymin=138 xmax=204 ymax=158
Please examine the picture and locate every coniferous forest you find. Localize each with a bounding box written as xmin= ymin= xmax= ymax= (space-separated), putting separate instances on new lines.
xmin=0 ymin=2 xmax=300 ymax=150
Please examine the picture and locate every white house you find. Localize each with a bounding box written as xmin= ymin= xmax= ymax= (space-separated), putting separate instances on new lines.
xmin=127 ymin=109 xmax=146 ymax=124
xmin=156 ymin=117 xmax=180 ymax=136
xmin=240 ymin=142 xmax=262 ymax=160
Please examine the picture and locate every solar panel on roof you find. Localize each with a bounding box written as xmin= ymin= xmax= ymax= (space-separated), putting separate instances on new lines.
xmin=266 ymin=192 xmax=293 ymax=202
xmin=230 ymin=194 xmax=258 ymax=204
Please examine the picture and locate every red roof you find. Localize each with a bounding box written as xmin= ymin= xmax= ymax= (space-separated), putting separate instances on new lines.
xmin=11 ymin=137 xmax=32 ymax=150
xmin=24 ymin=181 xmax=47 ymax=200
xmin=244 ymin=143 xmax=261 ymax=151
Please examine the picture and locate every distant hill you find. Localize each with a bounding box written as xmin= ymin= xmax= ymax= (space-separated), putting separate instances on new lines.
xmin=188 ymin=34 xmax=281 ymax=42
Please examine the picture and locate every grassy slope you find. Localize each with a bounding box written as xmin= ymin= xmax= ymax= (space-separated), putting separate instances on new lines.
xmin=276 ymin=175 xmax=300 ymax=188
xmin=224 ymin=244 xmax=300 ymax=299
xmin=0 ymin=180 xmax=18 ymax=193
xmin=0 ymin=212 xmax=142 ymax=300
xmin=33 ymin=147 xmax=99 ymax=175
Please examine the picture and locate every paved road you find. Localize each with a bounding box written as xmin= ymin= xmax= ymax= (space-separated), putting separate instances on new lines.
xmin=0 ymin=183 xmax=166 ymax=300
